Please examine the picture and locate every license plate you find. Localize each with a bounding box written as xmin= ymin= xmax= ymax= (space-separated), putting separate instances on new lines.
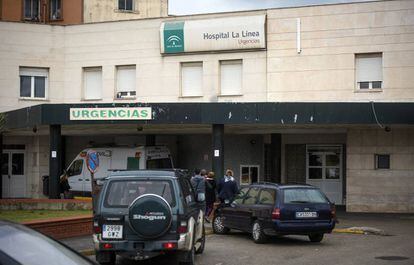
xmin=102 ymin=224 xmax=123 ymax=239
xmin=295 ymin=211 xmax=318 ymax=218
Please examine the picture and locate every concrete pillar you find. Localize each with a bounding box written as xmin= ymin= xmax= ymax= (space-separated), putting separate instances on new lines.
xmin=49 ymin=125 xmax=62 ymax=199
xmin=145 ymin=135 xmax=156 ymax=146
xmin=212 ymin=124 xmax=224 ymax=178
xmin=271 ymin=133 xmax=282 ymax=183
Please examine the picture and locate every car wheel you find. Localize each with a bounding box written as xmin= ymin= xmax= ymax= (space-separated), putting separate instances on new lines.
xmin=309 ymin=233 xmax=324 ymax=242
xmin=95 ymin=251 xmax=115 ymax=265
xmin=252 ymin=220 xmax=267 ymax=244
xmin=195 ymin=226 xmax=205 ymax=254
xmin=179 ymin=241 xmax=195 ymax=265
xmin=212 ymin=215 xmax=230 ymax=234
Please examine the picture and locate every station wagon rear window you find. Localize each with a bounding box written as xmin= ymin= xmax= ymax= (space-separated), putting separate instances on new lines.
xmin=283 ymin=188 xmax=328 ymax=204
xmin=104 ymin=179 xmax=175 ymax=207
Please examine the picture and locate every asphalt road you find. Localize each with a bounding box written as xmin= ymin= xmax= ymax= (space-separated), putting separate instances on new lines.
xmin=91 ymin=228 xmax=414 ymax=265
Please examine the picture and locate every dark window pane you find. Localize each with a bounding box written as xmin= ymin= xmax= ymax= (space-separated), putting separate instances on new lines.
xmin=309 ymin=154 xmax=322 ymax=166
xmin=105 ymin=180 xmax=175 ymax=207
xmin=258 ymin=189 xmax=276 ymax=205
xmin=118 ymin=0 xmax=125 ymax=10
xmin=34 ymin=76 xmax=45 ymax=98
xmin=308 ymin=168 xmax=322 ymax=179
xmin=1 ymin=154 xmax=9 ymax=175
xmin=50 ymin=0 xmax=62 ymax=19
xmin=326 ymin=154 xmax=340 ymax=166
xmin=251 ymin=167 xmax=258 ymax=183
xmin=12 ymin=153 xmax=24 ymax=175
xmin=126 ymin=0 xmax=133 ymax=10
xmin=376 ymin=154 xmax=390 ymax=169
xmin=67 ymin=160 xmax=83 ymax=176
xmin=233 ymin=187 xmax=249 ymax=204
xmin=20 ymin=76 xmax=32 ymax=97
xmin=372 ymin=81 xmax=382 ymax=89
xmin=146 ymin=158 xmax=172 ymax=169
xmin=243 ymin=187 xmax=259 ymax=205
xmin=359 ymin=82 xmax=369 ymax=89
xmin=24 ymin=0 xmax=31 ymax=18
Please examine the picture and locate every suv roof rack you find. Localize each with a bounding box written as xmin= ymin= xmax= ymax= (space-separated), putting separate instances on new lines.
xmin=252 ymin=181 xmax=280 ymax=186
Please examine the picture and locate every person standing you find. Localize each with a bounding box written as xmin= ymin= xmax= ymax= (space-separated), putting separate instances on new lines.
xmin=59 ymin=174 xmax=72 ymax=199
xmin=191 ymin=168 xmax=206 ymax=204
xmin=205 ymin=171 xmax=216 ymax=222
xmin=217 ymin=169 xmax=238 ymax=204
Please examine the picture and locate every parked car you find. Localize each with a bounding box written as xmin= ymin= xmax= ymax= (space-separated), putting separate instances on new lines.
xmin=212 ymin=182 xmax=336 ymax=243
xmin=93 ymin=169 xmax=205 ymax=265
xmin=0 ymin=220 xmax=97 ymax=265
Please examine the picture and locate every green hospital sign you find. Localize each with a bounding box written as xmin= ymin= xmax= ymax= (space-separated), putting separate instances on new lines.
xmin=163 ymin=21 xmax=185 ymax=53
xmin=70 ymin=107 xmax=152 ymax=120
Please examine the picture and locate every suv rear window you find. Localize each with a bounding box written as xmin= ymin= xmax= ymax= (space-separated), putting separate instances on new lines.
xmin=283 ymin=188 xmax=328 ymax=204
xmin=104 ymin=179 xmax=175 ymax=207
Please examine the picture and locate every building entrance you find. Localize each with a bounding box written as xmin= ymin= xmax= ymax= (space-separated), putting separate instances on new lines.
xmin=1 ymin=150 xmax=26 ymax=198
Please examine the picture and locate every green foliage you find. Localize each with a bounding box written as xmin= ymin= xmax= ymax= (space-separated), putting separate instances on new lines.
xmin=0 ymin=209 xmax=92 ymax=223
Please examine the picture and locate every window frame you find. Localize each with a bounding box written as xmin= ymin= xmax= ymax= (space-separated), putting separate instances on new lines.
xmin=375 ymin=154 xmax=390 ymax=170
xmin=355 ymin=53 xmax=383 ymax=91
xmin=180 ymin=62 xmax=203 ymax=98
xmin=239 ymin=165 xmax=260 ymax=185
xmin=219 ymin=59 xmax=243 ymax=96
xmin=83 ymin=67 xmax=103 ymax=100
xmin=23 ymin=0 xmax=40 ymax=21
xmin=19 ymin=67 xmax=49 ymax=100
xmin=115 ymin=65 xmax=136 ymax=99
xmin=49 ymin=0 xmax=63 ymax=21
xmin=117 ymin=0 xmax=135 ymax=12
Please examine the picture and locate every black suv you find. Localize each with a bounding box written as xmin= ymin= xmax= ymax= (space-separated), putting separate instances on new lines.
xmin=93 ymin=170 xmax=205 ymax=265
xmin=212 ymin=182 xmax=336 ymax=243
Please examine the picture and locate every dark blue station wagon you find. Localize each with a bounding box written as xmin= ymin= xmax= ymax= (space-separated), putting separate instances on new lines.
xmin=212 ymin=183 xmax=336 ymax=243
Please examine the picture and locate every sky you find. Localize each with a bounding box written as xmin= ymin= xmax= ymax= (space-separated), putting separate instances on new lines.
xmin=168 ymin=0 xmax=377 ymax=15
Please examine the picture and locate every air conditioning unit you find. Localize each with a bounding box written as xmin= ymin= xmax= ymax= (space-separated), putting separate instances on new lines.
xmin=116 ymin=91 xmax=136 ymax=99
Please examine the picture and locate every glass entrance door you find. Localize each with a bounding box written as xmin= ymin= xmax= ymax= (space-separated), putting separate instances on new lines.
xmin=1 ymin=151 xmax=26 ymax=198
xmin=306 ymin=145 xmax=342 ymax=204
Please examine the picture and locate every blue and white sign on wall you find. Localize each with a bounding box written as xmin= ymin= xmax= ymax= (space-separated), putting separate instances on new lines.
xmin=87 ymin=150 xmax=99 ymax=174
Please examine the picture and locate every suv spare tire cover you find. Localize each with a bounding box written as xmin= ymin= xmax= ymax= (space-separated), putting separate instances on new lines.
xmin=128 ymin=194 xmax=172 ymax=239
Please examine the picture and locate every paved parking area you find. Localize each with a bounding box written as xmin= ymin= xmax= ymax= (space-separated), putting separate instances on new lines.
xmin=69 ymin=213 xmax=414 ymax=265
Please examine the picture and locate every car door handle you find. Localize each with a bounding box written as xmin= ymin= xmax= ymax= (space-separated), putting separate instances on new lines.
xmin=85 ymin=179 xmax=90 ymax=181
xmin=78 ymin=178 xmax=83 ymax=181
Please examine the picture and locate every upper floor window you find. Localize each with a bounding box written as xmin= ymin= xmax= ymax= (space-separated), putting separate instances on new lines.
xmin=19 ymin=67 xmax=48 ymax=99
xmin=83 ymin=67 xmax=102 ymax=100
xmin=116 ymin=65 xmax=136 ymax=99
xmin=24 ymin=0 xmax=40 ymax=21
xmin=118 ymin=0 xmax=134 ymax=11
xmin=356 ymin=53 xmax=383 ymax=90
xmin=50 ymin=0 xmax=62 ymax=20
xmin=220 ymin=59 xmax=242 ymax=96
xmin=181 ymin=62 xmax=203 ymax=97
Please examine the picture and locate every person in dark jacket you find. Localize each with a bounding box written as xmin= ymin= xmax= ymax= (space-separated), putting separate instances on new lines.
xmin=59 ymin=174 xmax=72 ymax=199
xmin=205 ymin=171 xmax=216 ymax=222
xmin=217 ymin=169 xmax=238 ymax=204
xmin=191 ymin=168 xmax=206 ymax=204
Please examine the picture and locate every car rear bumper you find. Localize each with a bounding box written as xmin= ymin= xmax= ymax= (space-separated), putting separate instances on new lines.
xmin=93 ymin=232 xmax=192 ymax=258
xmin=266 ymin=220 xmax=335 ymax=235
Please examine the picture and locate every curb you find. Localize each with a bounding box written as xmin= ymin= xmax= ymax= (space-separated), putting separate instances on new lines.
xmin=333 ymin=228 xmax=365 ymax=235
xmin=80 ymin=249 xmax=95 ymax=256
xmin=333 ymin=227 xmax=389 ymax=236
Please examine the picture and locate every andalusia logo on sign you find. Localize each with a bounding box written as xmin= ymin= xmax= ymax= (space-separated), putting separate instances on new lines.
xmin=164 ymin=21 xmax=184 ymax=53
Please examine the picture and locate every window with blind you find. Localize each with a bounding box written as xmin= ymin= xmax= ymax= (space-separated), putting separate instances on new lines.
xmin=220 ymin=60 xmax=242 ymax=96
xmin=19 ymin=67 xmax=48 ymax=99
xmin=181 ymin=62 xmax=203 ymax=97
xmin=355 ymin=53 xmax=383 ymax=90
xmin=83 ymin=67 xmax=102 ymax=100
xmin=116 ymin=65 xmax=136 ymax=99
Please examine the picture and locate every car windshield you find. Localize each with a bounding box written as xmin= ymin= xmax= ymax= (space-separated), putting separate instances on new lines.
xmin=105 ymin=179 xmax=175 ymax=207
xmin=0 ymin=224 xmax=94 ymax=265
xmin=283 ymin=188 xmax=328 ymax=204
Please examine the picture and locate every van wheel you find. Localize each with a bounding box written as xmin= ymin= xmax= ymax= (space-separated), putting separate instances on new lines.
xmin=95 ymin=251 xmax=115 ymax=265
xmin=179 ymin=242 xmax=195 ymax=265
xmin=309 ymin=233 xmax=324 ymax=242
xmin=252 ymin=220 xmax=267 ymax=244
xmin=195 ymin=226 xmax=205 ymax=254
xmin=212 ymin=215 xmax=230 ymax=234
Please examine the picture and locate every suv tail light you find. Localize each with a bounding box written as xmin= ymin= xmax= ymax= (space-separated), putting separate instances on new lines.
xmin=93 ymin=220 xmax=101 ymax=234
xmin=272 ymin=208 xmax=281 ymax=220
xmin=162 ymin=242 xmax=177 ymax=249
xmin=178 ymin=220 xmax=187 ymax=233
xmin=330 ymin=204 xmax=336 ymax=220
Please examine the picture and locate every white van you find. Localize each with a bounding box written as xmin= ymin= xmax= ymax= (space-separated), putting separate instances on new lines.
xmin=64 ymin=146 xmax=173 ymax=196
